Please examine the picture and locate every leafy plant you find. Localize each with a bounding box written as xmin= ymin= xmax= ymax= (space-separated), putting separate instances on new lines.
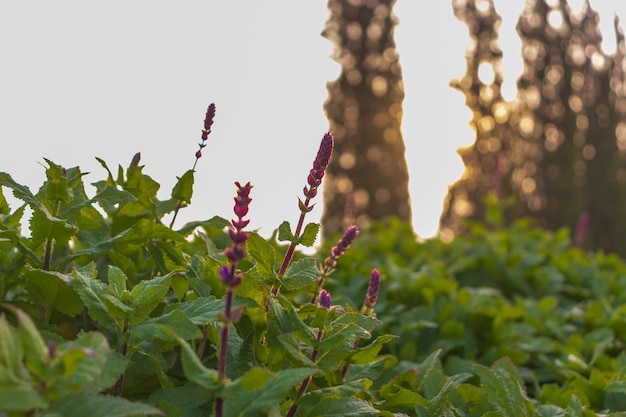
xmin=4 ymin=102 xmax=626 ymax=417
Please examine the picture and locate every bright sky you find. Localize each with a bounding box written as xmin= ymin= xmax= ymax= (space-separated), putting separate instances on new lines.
xmin=1 ymin=1 xmax=624 ymax=242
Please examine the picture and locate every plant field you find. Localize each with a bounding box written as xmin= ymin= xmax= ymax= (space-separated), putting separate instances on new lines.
xmin=3 ymin=119 xmax=626 ymax=416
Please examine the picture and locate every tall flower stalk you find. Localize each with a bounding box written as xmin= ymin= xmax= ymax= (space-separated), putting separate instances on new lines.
xmin=215 ymin=181 xmax=252 ymax=417
xmin=311 ymin=224 xmax=359 ymax=303
xmin=276 ymin=133 xmax=334 ymax=284
xmin=169 ymin=103 xmax=216 ymax=229
xmin=286 ymin=289 xmax=332 ymax=417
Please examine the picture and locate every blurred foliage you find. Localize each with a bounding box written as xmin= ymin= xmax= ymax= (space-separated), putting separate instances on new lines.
xmin=322 ymin=0 xmax=412 ymax=238
xmin=441 ymin=0 xmax=626 ymax=257
xmin=324 ymin=209 xmax=626 ymax=415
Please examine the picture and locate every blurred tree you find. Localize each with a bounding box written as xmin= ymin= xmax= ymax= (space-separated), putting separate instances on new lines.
xmin=321 ymin=0 xmax=411 ymax=238
xmin=441 ymin=0 xmax=626 ymax=256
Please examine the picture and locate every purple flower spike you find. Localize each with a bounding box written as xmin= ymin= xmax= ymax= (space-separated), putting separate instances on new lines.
xmin=303 ymin=133 xmax=334 ymax=200
xmin=319 ymin=290 xmax=332 ymax=310
xmin=324 ymin=225 xmax=359 ymax=271
xmin=361 ymin=269 xmax=381 ymax=315
xmin=201 ymin=103 xmax=216 ymax=141
xmin=220 ymin=181 xmax=253 ymax=289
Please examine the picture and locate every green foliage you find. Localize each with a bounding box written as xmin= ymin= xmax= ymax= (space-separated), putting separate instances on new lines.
xmin=0 ymin=159 xmax=394 ymax=416
xmin=4 ymin=156 xmax=626 ymax=417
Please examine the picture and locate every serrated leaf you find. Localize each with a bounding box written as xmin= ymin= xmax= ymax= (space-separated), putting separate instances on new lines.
xmin=0 ymin=172 xmax=40 ymax=207
xmin=117 ymin=218 xmax=185 ymax=244
xmin=29 ymin=207 xmax=78 ymax=244
xmin=247 ymin=232 xmax=276 ymax=280
xmin=473 ymin=363 xmax=531 ymax=417
xmin=129 ymin=273 xmax=173 ymax=323
xmin=282 ymin=258 xmax=319 ymax=291
xmin=161 ymin=326 xmax=219 ymax=390
xmin=0 ymin=186 xmax=9 ymax=215
xmin=130 ymin=309 xmax=201 ymax=342
xmin=107 ymin=265 xmax=128 ymax=296
xmin=171 ymin=170 xmax=194 ymax=204
xmin=277 ymin=221 xmax=294 ymax=242
xmin=45 ymin=392 xmax=164 ymax=417
xmin=222 ymin=368 xmax=317 ymax=417
xmin=23 ymin=269 xmax=84 ymax=316
xmin=164 ymin=296 xmax=255 ymax=326
xmin=300 ymin=397 xmax=379 ymax=417
xmin=44 ymin=159 xmax=70 ymax=203
xmin=299 ymin=223 xmax=320 ymax=247
xmin=147 ymin=385 xmax=210 ymax=417
xmin=71 ymin=264 xmax=120 ymax=335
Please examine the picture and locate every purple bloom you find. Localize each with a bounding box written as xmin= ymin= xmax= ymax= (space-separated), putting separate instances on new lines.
xmin=318 ymin=290 xmax=332 ymax=310
xmin=303 ymin=133 xmax=334 ymax=200
xmin=201 ymin=103 xmax=216 ymax=141
xmin=361 ymin=269 xmax=381 ymax=315
xmin=220 ymin=182 xmax=252 ymax=289
xmin=324 ymin=225 xmax=359 ymax=271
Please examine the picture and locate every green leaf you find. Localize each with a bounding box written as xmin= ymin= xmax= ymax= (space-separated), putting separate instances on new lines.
xmin=107 ymin=265 xmax=128 ymax=296
xmin=277 ymin=221 xmax=294 ymax=242
xmin=299 ymin=223 xmax=320 ymax=247
xmin=0 ymin=186 xmax=9 ymax=215
xmin=130 ymin=309 xmax=201 ymax=343
xmin=29 ymin=206 xmax=78 ymax=245
xmin=24 ymin=269 xmax=84 ymax=316
xmin=299 ymin=397 xmax=379 ymax=417
xmin=0 ymin=386 xmax=48 ymax=411
xmin=147 ymin=385 xmax=210 ymax=417
xmin=71 ymin=264 xmax=120 ymax=335
xmin=0 ymin=171 xmax=40 ymax=207
xmin=247 ymin=232 xmax=277 ymax=280
xmin=473 ymin=363 xmax=532 ymax=417
xmin=171 ymin=170 xmax=195 ymax=204
xmin=129 ymin=273 xmax=173 ymax=323
xmin=161 ymin=327 xmax=219 ymax=391
xmin=45 ymin=392 xmax=164 ymax=417
xmin=222 ymin=368 xmax=317 ymax=417
xmin=282 ymin=258 xmax=319 ymax=291
xmin=118 ymin=218 xmax=185 ymax=244
xmin=605 ymin=381 xmax=626 ymax=411
xmin=44 ymin=159 xmax=70 ymax=203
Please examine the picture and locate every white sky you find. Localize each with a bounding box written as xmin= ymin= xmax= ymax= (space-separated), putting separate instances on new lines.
xmin=1 ymin=1 xmax=624 ymax=242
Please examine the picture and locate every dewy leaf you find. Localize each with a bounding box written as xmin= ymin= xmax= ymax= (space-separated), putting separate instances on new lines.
xmin=23 ymin=269 xmax=84 ymax=316
xmin=299 ymin=223 xmax=320 ymax=247
xmin=277 ymin=221 xmax=294 ymax=242
xmin=171 ymin=169 xmax=194 ymax=204
xmin=222 ymin=368 xmax=317 ymax=417
xmin=247 ymin=232 xmax=277 ymax=280
xmin=282 ymin=258 xmax=319 ymax=291
xmin=45 ymin=391 xmax=164 ymax=417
